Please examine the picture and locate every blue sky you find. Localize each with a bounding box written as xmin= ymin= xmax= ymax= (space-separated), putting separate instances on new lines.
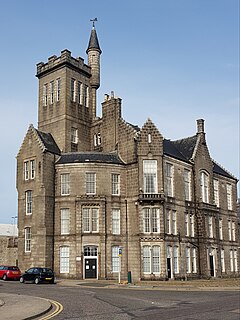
xmin=0 ymin=0 xmax=239 ymax=223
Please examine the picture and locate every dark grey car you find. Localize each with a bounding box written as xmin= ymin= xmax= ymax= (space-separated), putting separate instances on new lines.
xmin=20 ymin=267 xmax=54 ymax=284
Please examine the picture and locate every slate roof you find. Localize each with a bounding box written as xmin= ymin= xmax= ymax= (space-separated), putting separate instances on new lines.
xmin=86 ymin=27 xmax=102 ymax=54
xmin=127 ymin=122 xmax=140 ymax=132
xmin=212 ymin=161 xmax=237 ymax=180
xmin=163 ymin=135 xmax=236 ymax=180
xmin=56 ymin=152 xmax=124 ymax=165
xmin=172 ymin=135 xmax=198 ymax=160
xmin=163 ymin=139 xmax=188 ymax=162
xmin=36 ymin=130 xmax=61 ymax=155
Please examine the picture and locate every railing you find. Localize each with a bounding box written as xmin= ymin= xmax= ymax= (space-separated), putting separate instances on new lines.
xmin=139 ymin=193 xmax=165 ymax=202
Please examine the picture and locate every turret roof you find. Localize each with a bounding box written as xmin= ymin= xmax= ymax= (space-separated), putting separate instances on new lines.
xmin=86 ymin=26 xmax=102 ymax=54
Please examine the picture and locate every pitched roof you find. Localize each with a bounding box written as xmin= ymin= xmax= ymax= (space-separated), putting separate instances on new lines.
xmin=172 ymin=135 xmax=198 ymax=160
xmin=212 ymin=161 xmax=237 ymax=180
xmin=163 ymin=139 xmax=189 ymax=162
xmin=163 ymin=135 xmax=236 ymax=180
xmin=56 ymin=151 xmax=124 ymax=165
xmin=36 ymin=130 xmax=61 ymax=155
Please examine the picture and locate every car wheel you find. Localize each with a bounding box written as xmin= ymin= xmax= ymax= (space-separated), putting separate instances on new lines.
xmin=2 ymin=274 xmax=7 ymax=281
xmin=20 ymin=277 xmax=24 ymax=283
xmin=34 ymin=277 xmax=40 ymax=284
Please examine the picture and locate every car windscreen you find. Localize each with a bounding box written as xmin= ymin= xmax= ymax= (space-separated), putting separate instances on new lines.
xmin=42 ymin=268 xmax=53 ymax=273
xmin=8 ymin=267 xmax=19 ymax=271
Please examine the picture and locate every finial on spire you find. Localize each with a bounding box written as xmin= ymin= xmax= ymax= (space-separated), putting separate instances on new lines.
xmin=90 ymin=18 xmax=98 ymax=28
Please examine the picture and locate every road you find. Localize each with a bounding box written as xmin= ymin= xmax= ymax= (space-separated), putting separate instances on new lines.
xmin=0 ymin=281 xmax=239 ymax=319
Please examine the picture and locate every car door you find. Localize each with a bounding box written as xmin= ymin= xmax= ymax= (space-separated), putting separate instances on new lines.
xmin=25 ymin=268 xmax=35 ymax=281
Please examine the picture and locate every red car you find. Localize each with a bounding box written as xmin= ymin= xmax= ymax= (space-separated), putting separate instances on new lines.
xmin=0 ymin=265 xmax=21 ymax=281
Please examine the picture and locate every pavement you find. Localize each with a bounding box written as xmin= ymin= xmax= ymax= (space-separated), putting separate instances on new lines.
xmin=0 ymin=278 xmax=239 ymax=320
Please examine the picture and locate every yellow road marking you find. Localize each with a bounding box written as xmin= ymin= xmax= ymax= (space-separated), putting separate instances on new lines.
xmin=39 ymin=299 xmax=63 ymax=319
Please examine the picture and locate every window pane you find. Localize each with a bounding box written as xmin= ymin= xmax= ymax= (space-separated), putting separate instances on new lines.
xmin=112 ymin=209 xmax=120 ymax=234
xmin=92 ymin=208 xmax=99 ymax=232
xmin=60 ymin=246 xmax=69 ymax=273
xmin=173 ymin=246 xmax=179 ymax=273
xmin=213 ymin=179 xmax=219 ymax=207
xmin=71 ymin=79 xmax=76 ymax=101
xmin=83 ymin=208 xmax=90 ymax=232
xmin=30 ymin=160 xmax=35 ymax=179
xmin=166 ymin=163 xmax=173 ymax=196
xmin=143 ymin=208 xmax=150 ymax=233
xmin=201 ymin=172 xmax=209 ymax=203
xmin=143 ymin=246 xmax=150 ymax=273
xmin=25 ymin=227 xmax=31 ymax=252
xmin=61 ymin=208 xmax=70 ymax=234
xmin=227 ymin=184 xmax=232 ymax=210
xmin=143 ymin=160 xmax=157 ymax=194
xmin=26 ymin=191 xmax=32 ymax=215
xmin=56 ymin=78 xmax=61 ymax=101
xmin=112 ymin=246 xmax=119 ymax=272
xmin=61 ymin=174 xmax=70 ymax=195
xmin=86 ymin=173 xmax=96 ymax=194
xmin=184 ymin=169 xmax=191 ymax=200
xmin=112 ymin=174 xmax=120 ymax=195
xmin=24 ymin=161 xmax=29 ymax=180
xmin=152 ymin=208 xmax=160 ymax=233
xmin=71 ymin=128 xmax=78 ymax=144
xmin=152 ymin=246 xmax=160 ymax=273
xmin=186 ymin=247 xmax=190 ymax=273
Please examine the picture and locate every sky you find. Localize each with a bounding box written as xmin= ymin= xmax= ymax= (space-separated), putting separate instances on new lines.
xmin=0 ymin=0 xmax=239 ymax=224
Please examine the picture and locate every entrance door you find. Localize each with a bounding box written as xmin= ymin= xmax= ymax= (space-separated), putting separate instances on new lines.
xmin=167 ymin=258 xmax=171 ymax=279
xmin=209 ymin=255 xmax=214 ymax=277
xmin=85 ymin=259 xmax=97 ymax=279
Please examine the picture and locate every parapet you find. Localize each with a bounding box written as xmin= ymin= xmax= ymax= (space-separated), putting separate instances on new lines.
xmin=36 ymin=49 xmax=91 ymax=78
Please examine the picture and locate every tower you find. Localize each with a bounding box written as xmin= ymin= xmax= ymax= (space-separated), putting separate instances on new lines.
xmin=86 ymin=19 xmax=102 ymax=119
xmin=36 ymin=23 xmax=101 ymax=153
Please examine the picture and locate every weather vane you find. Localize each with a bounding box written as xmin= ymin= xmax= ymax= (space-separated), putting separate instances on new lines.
xmin=90 ymin=18 xmax=98 ymax=28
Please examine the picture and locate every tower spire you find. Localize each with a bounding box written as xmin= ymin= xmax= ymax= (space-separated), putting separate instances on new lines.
xmin=86 ymin=18 xmax=102 ymax=54
xmin=87 ymin=19 xmax=102 ymax=120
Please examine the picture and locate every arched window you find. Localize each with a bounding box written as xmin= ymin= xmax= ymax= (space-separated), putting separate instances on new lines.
xmin=200 ymin=171 xmax=209 ymax=203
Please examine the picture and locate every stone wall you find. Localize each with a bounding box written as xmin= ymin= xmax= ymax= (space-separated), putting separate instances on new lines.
xmin=0 ymin=237 xmax=18 ymax=266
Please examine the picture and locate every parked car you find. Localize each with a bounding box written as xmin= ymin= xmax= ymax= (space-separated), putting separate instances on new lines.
xmin=0 ymin=265 xmax=21 ymax=281
xmin=20 ymin=267 xmax=55 ymax=284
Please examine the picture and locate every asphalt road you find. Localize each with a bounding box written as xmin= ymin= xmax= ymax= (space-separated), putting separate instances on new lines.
xmin=1 ymin=281 xmax=239 ymax=319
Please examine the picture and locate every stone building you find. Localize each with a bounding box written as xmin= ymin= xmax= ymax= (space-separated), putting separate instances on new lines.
xmin=16 ymin=25 xmax=239 ymax=281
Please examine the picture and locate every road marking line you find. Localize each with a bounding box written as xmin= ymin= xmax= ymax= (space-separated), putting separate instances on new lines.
xmin=39 ymin=299 xmax=63 ymax=319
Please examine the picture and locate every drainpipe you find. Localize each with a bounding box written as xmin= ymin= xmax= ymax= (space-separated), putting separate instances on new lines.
xmin=52 ymin=154 xmax=56 ymax=272
xmin=104 ymin=198 xmax=107 ymax=279
xmin=125 ymin=199 xmax=129 ymax=275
